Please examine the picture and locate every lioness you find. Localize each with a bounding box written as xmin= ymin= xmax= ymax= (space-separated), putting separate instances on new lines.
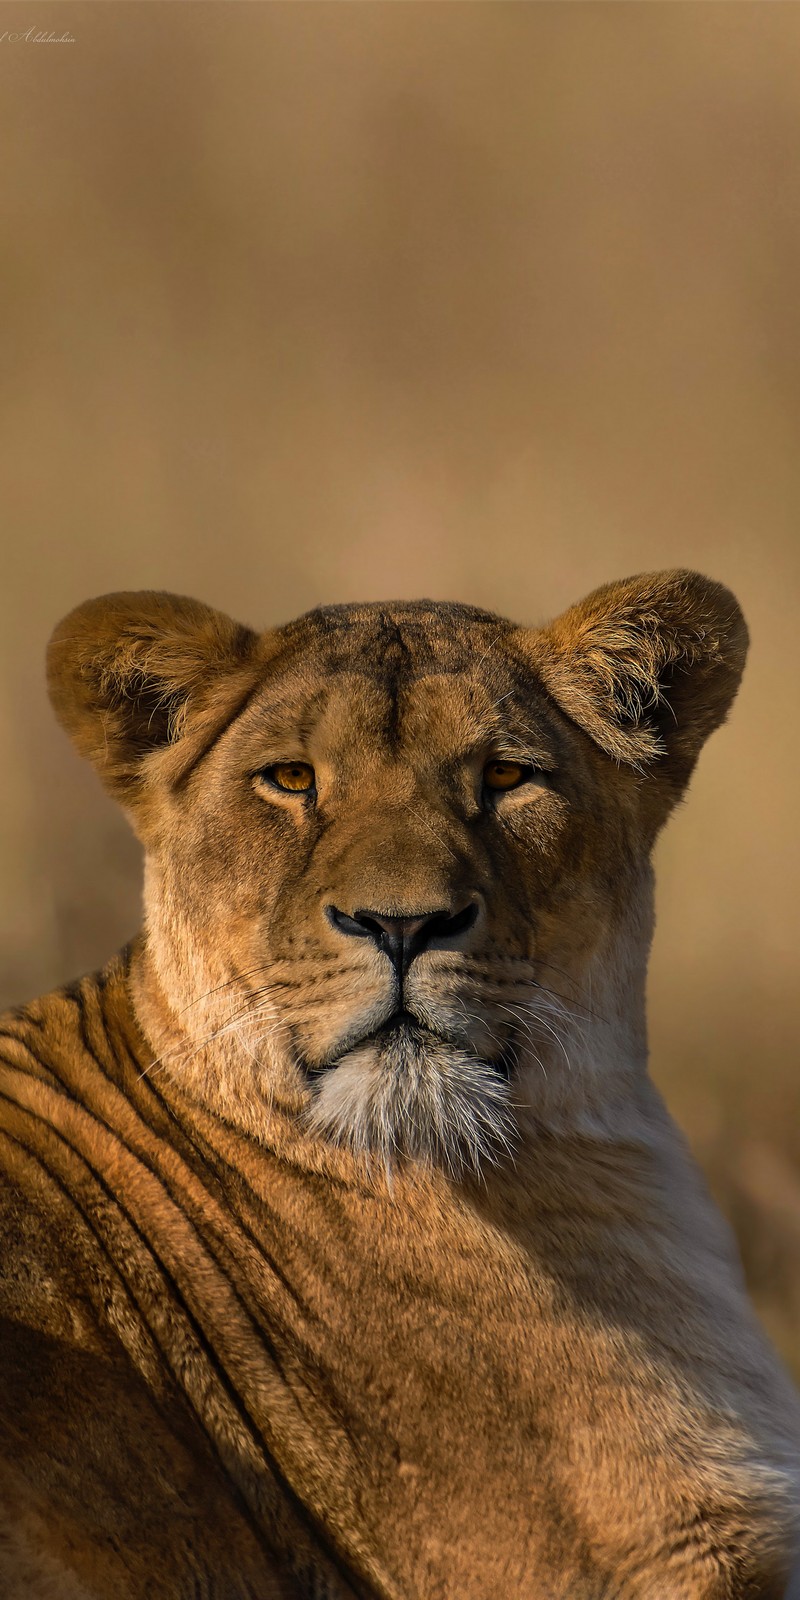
xmin=1 ymin=570 xmax=798 ymax=1599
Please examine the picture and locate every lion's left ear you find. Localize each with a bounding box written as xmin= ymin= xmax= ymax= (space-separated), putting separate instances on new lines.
xmin=520 ymin=569 xmax=748 ymax=793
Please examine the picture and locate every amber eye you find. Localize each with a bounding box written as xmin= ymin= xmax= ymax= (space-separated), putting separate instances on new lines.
xmin=263 ymin=762 xmax=315 ymax=793
xmin=483 ymin=759 xmax=530 ymax=792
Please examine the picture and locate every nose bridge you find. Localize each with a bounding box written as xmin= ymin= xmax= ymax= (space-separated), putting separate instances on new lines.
xmin=325 ymin=793 xmax=473 ymax=915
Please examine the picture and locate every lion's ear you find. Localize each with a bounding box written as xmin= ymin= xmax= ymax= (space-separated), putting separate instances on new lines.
xmin=523 ymin=569 xmax=748 ymax=792
xmin=47 ymin=591 xmax=262 ymax=798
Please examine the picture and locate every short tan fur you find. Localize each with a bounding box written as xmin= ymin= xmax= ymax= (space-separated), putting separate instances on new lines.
xmin=1 ymin=571 xmax=798 ymax=1598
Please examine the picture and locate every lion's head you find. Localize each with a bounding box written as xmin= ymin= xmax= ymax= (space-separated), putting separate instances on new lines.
xmin=47 ymin=570 xmax=747 ymax=1175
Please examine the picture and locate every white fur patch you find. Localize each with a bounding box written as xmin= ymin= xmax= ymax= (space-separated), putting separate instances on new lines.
xmin=306 ymin=1024 xmax=514 ymax=1178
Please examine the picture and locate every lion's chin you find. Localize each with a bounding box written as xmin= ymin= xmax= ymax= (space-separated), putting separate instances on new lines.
xmin=305 ymin=1022 xmax=515 ymax=1179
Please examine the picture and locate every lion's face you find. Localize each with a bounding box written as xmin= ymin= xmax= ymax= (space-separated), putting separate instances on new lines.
xmin=146 ymin=605 xmax=640 ymax=1172
xmin=47 ymin=576 xmax=748 ymax=1172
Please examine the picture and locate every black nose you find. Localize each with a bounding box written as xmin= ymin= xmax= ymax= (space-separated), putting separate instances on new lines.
xmin=327 ymin=903 xmax=478 ymax=975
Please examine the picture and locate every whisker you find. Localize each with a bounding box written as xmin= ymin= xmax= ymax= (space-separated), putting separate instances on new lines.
xmin=532 ymin=963 xmax=607 ymax=1023
xmin=137 ymin=991 xmax=289 ymax=1082
xmin=403 ymin=803 xmax=460 ymax=864
xmin=486 ymin=998 xmax=576 ymax=1075
xmin=171 ymin=964 xmax=276 ymax=1020
xmin=471 ymin=642 xmax=496 ymax=676
xmin=489 ymin=1001 xmax=552 ymax=1082
xmin=518 ymin=1008 xmax=573 ymax=1074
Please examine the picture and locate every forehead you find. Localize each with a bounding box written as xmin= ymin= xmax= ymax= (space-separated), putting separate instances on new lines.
xmin=235 ymin=601 xmax=559 ymax=757
xmin=278 ymin=601 xmax=510 ymax=674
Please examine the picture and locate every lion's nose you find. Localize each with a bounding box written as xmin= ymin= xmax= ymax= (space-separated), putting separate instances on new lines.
xmin=326 ymin=903 xmax=478 ymax=975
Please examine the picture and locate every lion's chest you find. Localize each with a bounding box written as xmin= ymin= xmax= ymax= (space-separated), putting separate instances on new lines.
xmin=217 ymin=1172 xmax=658 ymax=1594
xmin=3 ymin=1027 xmax=798 ymax=1600
xmin=232 ymin=1184 xmax=577 ymax=1594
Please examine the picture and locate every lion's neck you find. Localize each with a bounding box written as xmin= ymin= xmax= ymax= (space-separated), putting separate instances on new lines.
xmin=128 ymin=930 xmax=310 ymax=1148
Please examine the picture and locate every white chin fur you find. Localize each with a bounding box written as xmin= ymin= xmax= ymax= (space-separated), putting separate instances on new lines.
xmin=305 ymin=1027 xmax=514 ymax=1178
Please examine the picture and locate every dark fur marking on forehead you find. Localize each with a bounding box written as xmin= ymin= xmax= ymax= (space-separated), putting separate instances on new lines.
xmin=376 ymin=612 xmax=410 ymax=751
xmin=285 ymin=598 xmax=507 ymax=631
xmin=271 ymin=600 xmax=517 ymax=686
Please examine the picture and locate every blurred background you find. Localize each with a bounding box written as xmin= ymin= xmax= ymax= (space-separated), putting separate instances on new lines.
xmin=1 ymin=2 xmax=798 ymax=1371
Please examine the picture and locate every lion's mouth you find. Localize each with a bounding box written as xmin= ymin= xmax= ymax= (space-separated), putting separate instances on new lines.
xmin=363 ymin=1006 xmax=423 ymax=1045
xmin=312 ymin=1007 xmax=513 ymax=1083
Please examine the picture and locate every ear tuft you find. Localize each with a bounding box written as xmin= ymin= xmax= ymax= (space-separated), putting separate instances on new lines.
xmin=526 ymin=569 xmax=749 ymax=785
xmin=47 ymin=591 xmax=261 ymax=796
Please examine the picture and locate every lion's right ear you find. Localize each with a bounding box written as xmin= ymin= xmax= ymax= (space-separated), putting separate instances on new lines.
xmin=47 ymin=591 xmax=263 ymax=799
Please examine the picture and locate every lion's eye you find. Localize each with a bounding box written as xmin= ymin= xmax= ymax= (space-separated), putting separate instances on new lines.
xmin=483 ymin=759 xmax=530 ymax=792
xmin=262 ymin=762 xmax=316 ymax=793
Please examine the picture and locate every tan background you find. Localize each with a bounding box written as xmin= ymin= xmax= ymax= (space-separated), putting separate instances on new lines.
xmin=1 ymin=2 xmax=798 ymax=1369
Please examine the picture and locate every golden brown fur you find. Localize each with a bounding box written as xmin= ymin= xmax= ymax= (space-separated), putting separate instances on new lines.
xmin=1 ymin=571 xmax=799 ymax=1598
